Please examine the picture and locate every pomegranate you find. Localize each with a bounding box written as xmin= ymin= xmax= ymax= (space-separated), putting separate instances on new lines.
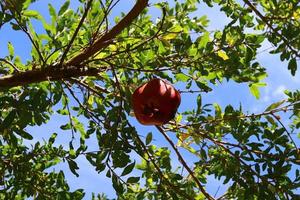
xmin=132 ymin=78 xmax=181 ymax=125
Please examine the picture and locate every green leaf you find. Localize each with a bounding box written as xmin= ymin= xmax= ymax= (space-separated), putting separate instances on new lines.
xmin=10 ymin=22 xmax=21 ymax=31
xmin=48 ymin=3 xmax=57 ymax=20
xmin=198 ymin=15 xmax=209 ymax=26
xmin=47 ymin=51 xmax=61 ymax=63
xmin=15 ymin=129 xmax=33 ymax=140
xmin=22 ymin=0 xmax=32 ymax=10
xmin=87 ymin=96 xmax=94 ymax=105
xmin=14 ymin=129 xmax=33 ymax=140
xmin=264 ymin=100 xmax=286 ymax=112
xmin=58 ymin=0 xmax=70 ymax=16
xmin=162 ymin=33 xmax=178 ymax=40
xmin=127 ymin=176 xmax=140 ymax=184
xmin=198 ymin=31 xmax=210 ymax=48
xmin=265 ymin=116 xmax=276 ymax=126
xmin=200 ymin=148 xmax=207 ymax=160
xmin=121 ymin=162 xmax=135 ymax=176
xmin=245 ymin=47 xmax=254 ymax=63
xmin=23 ymin=10 xmax=42 ymax=19
xmin=145 ymin=132 xmax=152 ymax=145
xmin=175 ymin=73 xmax=190 ymax=82
xmin=249 ymin=84 xmax=259 ymax=99
xmin=112 ymin=174 xmax=124 ymax=194
xmin=95 ymin=163 xmax=106 ymax=172
xmin=217 ymin=50 xmax=229 ymax=60
xmin=288 ymin=58 xmax=297 ymax=76
xmin=157 ymin=41 xmax=166 ymax=54
xmin=69 ymin=149 xmax=76 ymax=157
xmin=196 ymin=94 xmax=202 ymax=114
xmin=195 ymin=81 xmax=212 ymax=92
xmin=57 ymin=109 xmax=69 ymax=115
xmin=49 ymin=133 xmax=57 ymax=144
xmin=213 ymin=103 xmax=222 ymax=118
xmin=1 ymin=110 xmax=16 ymax=130
xmin=106 ymin=170 xmax=111 ymax=178
xmin=67 ymin=160 xmax=79 ymax=177
xmin=8 ymin=42 xmax=14 ymax=58
xmin=60 ymin=123 xmax=71 ymax=130
xmin=249 ymin=82 xmax=266 ymax=99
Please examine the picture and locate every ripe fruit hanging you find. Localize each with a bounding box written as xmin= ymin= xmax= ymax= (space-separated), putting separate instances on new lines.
xmin=132 ymin=78 xmax=181 ymax=125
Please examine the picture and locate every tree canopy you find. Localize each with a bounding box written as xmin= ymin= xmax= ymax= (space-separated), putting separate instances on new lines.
xmin=0 ymin=0 xmax=299 ymax=199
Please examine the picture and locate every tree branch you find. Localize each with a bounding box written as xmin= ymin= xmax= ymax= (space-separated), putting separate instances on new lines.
xmin=84 ymin=6 xmax=166 ymax=65
xmin=271 ymin=113 xmax=298 ymax=149
xmin=127 ymin=122 xmax=194 ymax=200
xmin=243 ymin=0 xmax=300 ymax=58
xmin=0 ymin=58 xmax=21 ymax=73
xmin=59 ymin=0 xmax=94 ymax=66
xmin=0 ymin=0 xmax=148 ymax=88
xmin=67 ymin=0 xmax=149 ymax=66
xmin=0 ymin=66 xmax=103 ymax=88
xmin=156 ymin=126 xmax=215 ymax=200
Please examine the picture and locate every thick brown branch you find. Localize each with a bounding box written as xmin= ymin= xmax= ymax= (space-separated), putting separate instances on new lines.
xmin=0 ymin=1 xmax=148 ymax=88
xmin=67 ymin=0 xmax=149 ymax=66
xmin=0 ymin=67 xmax=102 ymax=88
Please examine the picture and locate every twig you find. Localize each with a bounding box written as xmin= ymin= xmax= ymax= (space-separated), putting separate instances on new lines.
xmin=97 ymin=0 xmax=110 ymax=36
xmin=243 ymin=0 xmax=300 ymax=58
xmin=68 ymin=77 xmax=114 ymax=108
xmin=59 ymin=0 xmax=94 ymax=66
xmin=0 ymin=58 xmax=21 ymax=72
xmin=207 ymin=135 xmax=300 ymax=164
xmin=13 ymin=18 xmax=46 ymax=64
xmin=117 ymin=66 xmax=170 ymax=72
xmin=96 ymin=0 xmax=121 ymax=38
xmin=67 ymin=0 xmax=149 ymax=66
xmin=216 ymin=192 xmax=228 ymax=200
xmin=179 ymin=89 xmax=207 ymax=94
xmin=126 ymin=122 xmax=194 ymax=200
xmin=44 ymin=44 xmax=68 ymax=64
xmin=271 ymin=113 xmax=298 ymax=149
xmin=214 ymin=186 xmax=220 ymax=198
xmin=168 ymin=100 xmax=300 ymax=131
xmin=86 ymin=7 xmax=166 ymax=64
xmin=69 ymin=77 xmax=111 ymax=94
xmin=64 ymin=81 xmax=105 ymax=127
xmin=107 ymin=162 xmax=128 ymax=185
xmin=209 ymin=136 xmax=282 ymax=193
xmin=156 ymin=126 xmax=214 ymax=200
xmin=106 ymin=61 xmax=123 ymax=126
xmin=62 ymin=83 xmax=75 ymax=141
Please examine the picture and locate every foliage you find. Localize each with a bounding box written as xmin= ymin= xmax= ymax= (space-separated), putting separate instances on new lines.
xmin=0 ymin=0 xmax=299 ymax=199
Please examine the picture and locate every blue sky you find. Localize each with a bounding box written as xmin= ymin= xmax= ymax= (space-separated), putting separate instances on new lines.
xmin=0 ymin=0 xmax=299 ymax=199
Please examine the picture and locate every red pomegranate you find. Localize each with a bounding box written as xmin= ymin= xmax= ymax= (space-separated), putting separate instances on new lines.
xmin=132 ymin=78 xmax=181 ymax=125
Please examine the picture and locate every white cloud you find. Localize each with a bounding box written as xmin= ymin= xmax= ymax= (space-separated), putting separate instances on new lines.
xmin=261 ymin=86 xmax=271 ymax=103
xmin=272 ymin=85 xmax=287 ymax=99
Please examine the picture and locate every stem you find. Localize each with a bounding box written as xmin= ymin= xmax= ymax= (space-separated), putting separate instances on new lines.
xmin=0 ymin=58 xmax=21 ymax=73
xmin=271 ymin=113 xmax=298 ymax=149
xmin=60 ymin=0 xmax=94 ymax=66
xmin=127 ymin=122 xmax=195 ymax=200
xmin=67 ymin=0 xmax=149 ymax=66
xmin=156 ymin=126 xmax=214 ymax=200
xmin=243 ymin=0 xmax=300 ymax=58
